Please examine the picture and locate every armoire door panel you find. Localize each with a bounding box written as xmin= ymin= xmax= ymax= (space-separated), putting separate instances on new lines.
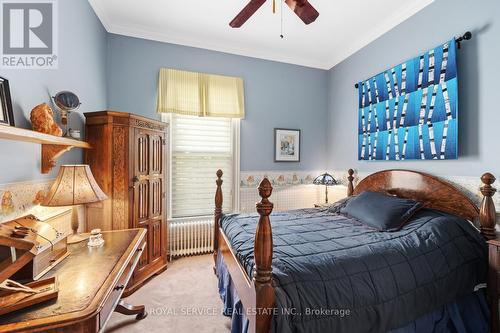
xmin=136 ymin=180 xmax=149 ymax=223
xmin=150 ymin=135 xmax=163 ymax=175
xmin=135 ymin=133 xmax=149 ymax=176
xmin=150 ymin=220 xmax=162 ymax=263
xmin=151 ymin=178 xmax=163 ymax=218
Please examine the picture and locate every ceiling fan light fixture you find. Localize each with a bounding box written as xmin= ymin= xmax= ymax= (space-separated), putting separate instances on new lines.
xmin=229 ymin=0 xmax=319 ymax=28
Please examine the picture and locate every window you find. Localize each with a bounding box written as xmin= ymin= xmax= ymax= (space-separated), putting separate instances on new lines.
xmin=163 ymin=113 xmax=239 ymax=218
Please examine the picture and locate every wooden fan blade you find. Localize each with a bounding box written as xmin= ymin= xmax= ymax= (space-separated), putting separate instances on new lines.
xmin=230 ymin=0 xmax=267 ymax=28
xmin=285 ymin=0 xmax=319 ymax=25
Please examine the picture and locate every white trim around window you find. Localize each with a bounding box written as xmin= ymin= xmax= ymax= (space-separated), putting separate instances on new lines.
xmin=161 ymin=113 xmax=240 ymax=219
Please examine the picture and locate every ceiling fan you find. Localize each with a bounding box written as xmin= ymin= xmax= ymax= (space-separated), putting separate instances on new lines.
xmin=230 ymin=0 xmax=319 ymax=28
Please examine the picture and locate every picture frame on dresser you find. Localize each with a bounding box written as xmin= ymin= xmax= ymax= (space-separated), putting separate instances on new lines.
xmin=0 ymin=77 xmax=14 ymax=127
xmin=274 ymin=128 xmax=300 ymax=162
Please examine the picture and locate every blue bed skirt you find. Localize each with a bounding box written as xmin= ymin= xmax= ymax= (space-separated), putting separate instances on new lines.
xmin=216 ymin=250 xmax=489 ymax=333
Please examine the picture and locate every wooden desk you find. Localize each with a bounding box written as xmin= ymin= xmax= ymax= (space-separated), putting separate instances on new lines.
xmin=0 ymin=229 xmax=147 ymax=332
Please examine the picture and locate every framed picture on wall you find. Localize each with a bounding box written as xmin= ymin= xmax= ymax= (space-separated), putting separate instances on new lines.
xmin=274 ymin=128 xmax=300 ymax=162
xmin=0 ymin=77 xmax=14 ymax=127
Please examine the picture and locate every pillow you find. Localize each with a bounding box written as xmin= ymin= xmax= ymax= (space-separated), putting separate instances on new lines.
xmin=326 ymin=196 xmax=353 ymax=214
xmin=339 ymin=191 xmax=423 ymax=231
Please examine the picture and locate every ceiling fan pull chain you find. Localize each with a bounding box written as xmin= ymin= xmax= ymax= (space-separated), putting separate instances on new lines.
xmin=280 ymin=0 xmax=284 ymax=38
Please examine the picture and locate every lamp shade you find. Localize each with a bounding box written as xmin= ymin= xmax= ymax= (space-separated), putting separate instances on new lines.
xmin=313 ymin=173 xmax=338 ymax=186
xmin=42 ymin=165 xmax=108 ymax=207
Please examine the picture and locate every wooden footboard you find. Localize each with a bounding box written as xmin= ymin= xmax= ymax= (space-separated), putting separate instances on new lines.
xmin=214 ymin=169 xmax=497 ymax=333
xmin=213 ymin=170 xmax=275 ymax=333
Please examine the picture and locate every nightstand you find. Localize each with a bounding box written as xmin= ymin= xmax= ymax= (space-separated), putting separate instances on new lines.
xmin=488 ymin=237 xmax=500 ymax=333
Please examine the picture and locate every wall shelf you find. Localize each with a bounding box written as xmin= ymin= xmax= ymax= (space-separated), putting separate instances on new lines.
xmin=0 ymin=126 xmax=91 ymax=174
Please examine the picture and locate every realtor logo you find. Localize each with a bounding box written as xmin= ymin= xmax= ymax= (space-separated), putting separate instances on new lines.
xmin=1 ymin=0 xmax=58 ymax=69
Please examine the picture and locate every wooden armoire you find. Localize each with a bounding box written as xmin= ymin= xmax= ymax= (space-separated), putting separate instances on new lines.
xmin=84 ymin=111 xmax=168 ymax=295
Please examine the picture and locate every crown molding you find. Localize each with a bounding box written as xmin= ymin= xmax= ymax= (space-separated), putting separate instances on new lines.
xmin=88 ymin=0 xmax=112 ymax=31
xmin=106 ymin=23 xmax=330 ymax=70
xmin=89 ymin=0 xmax=434 ymax=71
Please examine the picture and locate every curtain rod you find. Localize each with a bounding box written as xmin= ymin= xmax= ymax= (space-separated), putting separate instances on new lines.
xmin=353 ymin=31 xmax=472 ymax=89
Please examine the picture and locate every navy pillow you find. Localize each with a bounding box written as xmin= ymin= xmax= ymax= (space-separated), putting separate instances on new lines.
xmin=340 ymin=191 xmax=423 ymax=231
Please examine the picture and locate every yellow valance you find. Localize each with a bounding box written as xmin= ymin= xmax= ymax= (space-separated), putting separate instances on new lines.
xmin=156 ymin=68 xmax=245 ymax=119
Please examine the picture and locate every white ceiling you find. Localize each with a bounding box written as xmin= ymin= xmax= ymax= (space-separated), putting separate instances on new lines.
xmin=88 ymin=0 xmax=434 ymax=70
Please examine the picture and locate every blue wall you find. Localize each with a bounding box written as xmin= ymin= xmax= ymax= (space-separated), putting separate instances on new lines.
xmin=3 ymin=0 xmax=497 ymax=184
xmin=0 ymin=0 xmax=107 ymax=183
xmin=327 ymin=0 xmax=500 ymax=177
xmin=106 ymin=34 xmax=329 ymax=172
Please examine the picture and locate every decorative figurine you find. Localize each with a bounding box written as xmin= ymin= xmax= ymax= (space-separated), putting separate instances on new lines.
xmin=30 ymin=103 xmax=62 ymax=137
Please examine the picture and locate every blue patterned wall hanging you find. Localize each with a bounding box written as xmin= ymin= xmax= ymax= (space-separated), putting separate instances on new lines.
xmin=357 ymin=39 xmax=458 ymax=161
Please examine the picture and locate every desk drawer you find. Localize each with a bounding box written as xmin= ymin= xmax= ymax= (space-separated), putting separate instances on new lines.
xmin=99 ymin=240 xmax=146 ymax=329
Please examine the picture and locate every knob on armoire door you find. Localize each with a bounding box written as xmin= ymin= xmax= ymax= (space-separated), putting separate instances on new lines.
xmin=130 ymin=176 xmax=139 ymax=189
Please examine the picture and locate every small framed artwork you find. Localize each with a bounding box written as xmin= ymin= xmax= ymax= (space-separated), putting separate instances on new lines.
xmin=0 ymin=77 xmax=14 ymax=127
xmin=274 ymin=128 xmax=300 ymax=162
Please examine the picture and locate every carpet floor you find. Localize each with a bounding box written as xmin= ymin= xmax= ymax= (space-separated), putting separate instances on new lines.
xmin=106 ymin=254 xmax=231 ymax=333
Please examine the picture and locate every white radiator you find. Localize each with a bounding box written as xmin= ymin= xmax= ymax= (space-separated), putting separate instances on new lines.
xmin=169 ymin=218 xmax=214 ymax=259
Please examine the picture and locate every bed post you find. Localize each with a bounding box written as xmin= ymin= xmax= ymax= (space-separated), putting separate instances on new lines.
xmin=347 ymin=169 xmax=355 ymax=197
xmin=480 ymin=173 xmax=497 ymax=240
xmin=214 ymin=169 xmax=223 ymax=267
xmin=254 ymin=178 xmax=275 ymax=333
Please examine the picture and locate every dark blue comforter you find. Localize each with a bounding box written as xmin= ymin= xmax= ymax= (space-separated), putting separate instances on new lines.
xmin=220 ymin=206 xmax=487 ymax=333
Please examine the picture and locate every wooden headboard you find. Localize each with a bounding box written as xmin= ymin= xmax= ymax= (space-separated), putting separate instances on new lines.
xmin=346 ymin=169 xmax=497 ymax=239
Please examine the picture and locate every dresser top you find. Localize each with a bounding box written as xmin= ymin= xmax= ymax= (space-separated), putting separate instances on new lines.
xmin=84 ymin=110 xmax=166 ymax=127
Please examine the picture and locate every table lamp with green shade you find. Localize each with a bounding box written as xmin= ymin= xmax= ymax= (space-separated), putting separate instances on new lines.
xmin=313 ymin=172 xmax=338 ymax=204
xmin=41 ymin=165 xmax=108 ymax=244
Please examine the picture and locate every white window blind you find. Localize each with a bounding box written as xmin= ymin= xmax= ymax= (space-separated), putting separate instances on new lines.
xmin=168 ymin=114 xmax=235 ymax=218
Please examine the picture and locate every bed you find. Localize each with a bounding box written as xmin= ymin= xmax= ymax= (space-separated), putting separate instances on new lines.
xmin=212 ymin=169 xmax=497 ymax=333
